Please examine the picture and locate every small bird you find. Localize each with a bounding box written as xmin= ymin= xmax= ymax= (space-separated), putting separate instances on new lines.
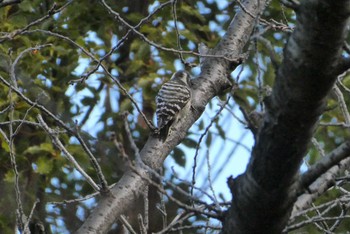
xmin=155 ymin=70 xmax=192 ymax=141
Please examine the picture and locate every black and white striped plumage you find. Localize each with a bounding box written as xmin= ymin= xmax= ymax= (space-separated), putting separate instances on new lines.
xmin=156 ymin=71 xmax=191 ymax=140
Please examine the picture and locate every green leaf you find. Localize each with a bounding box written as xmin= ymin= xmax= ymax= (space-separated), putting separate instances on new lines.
xmin=1 ymin=140 xmax=10 ymax=152
xmin=216 ymin=124 xmax=226 ymax=140
xmin=24 ymin=143 xmax=54 ymax=155
xmin=36 ymin=156 xmax=53 ymax=174
xmin=182 ymin=138 xmax=197 ymax=148
xmin=173 ymin=147 xmax=186 ymax=167
xmin=205 ymin=132 xmax=212 ymax=146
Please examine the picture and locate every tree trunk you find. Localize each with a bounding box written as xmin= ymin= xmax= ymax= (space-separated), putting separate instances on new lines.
xmin=222 ymin=1 xmax=350 ymax=233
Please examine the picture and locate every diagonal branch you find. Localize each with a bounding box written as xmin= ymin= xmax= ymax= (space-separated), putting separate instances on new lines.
xmin=299 ymin=141 xmax=350 ymax=194
xmin=75 ymin=0 xmax=265 ymax=232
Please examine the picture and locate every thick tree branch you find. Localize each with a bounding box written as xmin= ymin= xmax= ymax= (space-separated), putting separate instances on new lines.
xmin=223 ymin=0 xmax=350 ymax=233
xmin=76 ymin=0 xmax=265 ymax=232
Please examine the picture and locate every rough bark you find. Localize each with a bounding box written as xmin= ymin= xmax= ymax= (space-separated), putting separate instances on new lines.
xmin=76 ymin=0 xmax=267 ymax=233
xmin=222 ymin=1 xmax=350 ymax=233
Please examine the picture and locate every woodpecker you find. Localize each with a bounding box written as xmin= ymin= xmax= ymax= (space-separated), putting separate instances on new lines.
xmin=156 ymin=70 xmax=192 ymax=140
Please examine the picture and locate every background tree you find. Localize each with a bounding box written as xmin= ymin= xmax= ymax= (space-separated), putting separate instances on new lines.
xmin=0 ymin=0 xmax=350 ymax=233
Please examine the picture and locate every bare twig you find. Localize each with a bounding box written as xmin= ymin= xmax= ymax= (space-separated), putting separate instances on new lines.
xmin=311 ymin=138 xmax=325 ymax=158
xmin=8 ymin=79 xmax=26 ymax=232
xmin=138 ymin=214 xmax=147 ymax=234
xmin=120 ymin=215 xmax=137 ymax=234
xmin=49 ymin=183 xmax=116 ymax=206
xmin=37 ymin=115 xmax=100 ymax=192
xmin=23 ymin=199 xmax=40 ymax=234
xmin=236 ymin=0 xmax=256 ymax=18
xmin=171 ymin=0 xmax=196 ymax=68
xmin=191 ymin=96 xmax=231 ymax=197
xmin=319 ymin=122 xmax=350 ymax=128
xmin=122 ymin=112 xmax=141 ymax=162
xmin=259 ymin=18 xmax=293 ymax=32
xmin=333 ymin=85 xmax=350 ymax=124
xmin=299 ymin=141 xmax=350 ymax=194
xmin=10 ymin=44 xmax=53 ymax=89
xmin=285 ymin=215 xmax=350 ymax=232
xmin=205 ymin=149 xmax=220 ymax=210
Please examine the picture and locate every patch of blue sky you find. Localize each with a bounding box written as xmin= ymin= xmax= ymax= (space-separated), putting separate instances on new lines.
xmin=209 ymin=21 xmax=225 ymax=36
xmin=197 ymin=2 xmax=212 ymax=14
xmin=110 ymin=34 xmax=119 ymax=61
xmin=86 ymin=31 xmax=104 ymax=46
xmin=216 ymin=14 xmax=230 ymax=23
xmin=46 ymin=215 xmax=69 ymax=234
xmin=215 ymin=0 xmax=229 ymax=10
xmin=167 ymin=20 xmax=186 ymax=31
xmin=37 ymin=73 xmax=52 ymax=88
xmin=148 ymin=1 xmax=160 ymax=13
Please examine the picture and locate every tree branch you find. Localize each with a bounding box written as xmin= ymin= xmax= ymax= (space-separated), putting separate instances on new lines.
xmin=299 ymin=141 xmax=350 ymax=193
xmin=223 ymin=0 xmax=350 ymax=233
xmin=75 ymin=0 xmax=264 ymax=232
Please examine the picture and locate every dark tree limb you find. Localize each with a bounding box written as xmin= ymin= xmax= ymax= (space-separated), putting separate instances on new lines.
xmin=223 ymin=0 xmax=350 ymax=233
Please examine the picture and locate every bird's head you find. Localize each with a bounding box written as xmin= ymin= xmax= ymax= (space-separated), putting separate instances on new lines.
xmin=171 ymin=70 xmax=191 ymax=86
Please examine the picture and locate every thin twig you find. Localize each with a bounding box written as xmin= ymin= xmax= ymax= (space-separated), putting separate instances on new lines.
xmin=319 ymin=122 xmax=350 ymax=128
xmin=122 ymin=112 xmax=141 ymax=162
xmin=172 ymin=0 xmax=195 ymax=67
xmin=191 ymin=97 xmax=231 ymax=198
xmin=205 ymin=149 xmax=220 ymax=210
xmin=120 ymin=215 xmax=137 ymax=234
xmin=236 ymin=0 xmax=256 ymax=18
xmin=333 ymin=85 xmax=350 ymax=124
xmin=10 ymin=44 xmax=53 ymax=89
xmin=6 ymin=76 xmax=27 ymax=232
xmin=49 ymin=183 xmax=116 ymax=206
xmin=311 ymin=138 xmax=325 ymax=157
xmin=138 ymin=214 xmax=147 ymax=234
xmin=23 ymin=199 xmax=40 ymax=234
xmin=37 ymin=115 xmax=100 ymax=192
xmin=285 ymin=215 xmax=350 ymax=232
